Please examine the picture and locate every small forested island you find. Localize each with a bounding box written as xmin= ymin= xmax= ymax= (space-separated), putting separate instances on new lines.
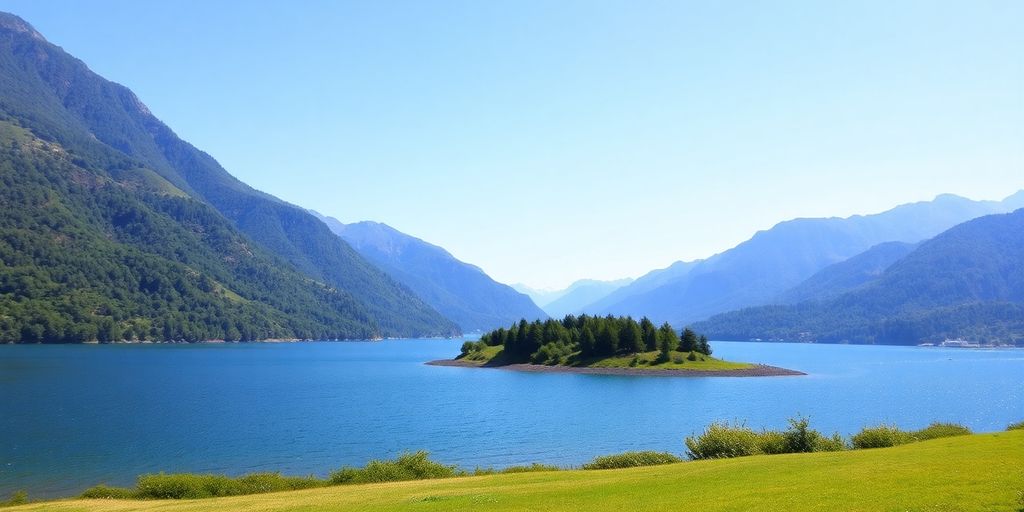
xmin=429 ymin=315 xmax=804 ymax=377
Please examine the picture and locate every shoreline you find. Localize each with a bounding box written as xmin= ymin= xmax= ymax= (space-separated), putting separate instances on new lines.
xmin=425 ymin=358 xmax=805 ymax=377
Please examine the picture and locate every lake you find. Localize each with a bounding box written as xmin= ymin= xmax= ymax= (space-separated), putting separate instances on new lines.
xmin=1 ymin=340 xmax=1022 ymax=498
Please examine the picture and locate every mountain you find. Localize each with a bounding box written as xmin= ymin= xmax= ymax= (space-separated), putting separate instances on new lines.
xmin=510 ymin=284 xmax=567 ymax=308
xmin=0 ymin=12 xmax=457 ymax=340
xmin=541 ymin=278 xmax=633 ymax=318
xmin=778 ymin=241 xmax=918 ymax=304
xmin=694 ymin=209 xmax=1024 ymax=345
xmin=579 ymin=260 xmax=700 ymax=314
xmin=313 ymin=213 xmax=546 ymax=331
xmin=591 ymin=193 xmax=1024 ymax=325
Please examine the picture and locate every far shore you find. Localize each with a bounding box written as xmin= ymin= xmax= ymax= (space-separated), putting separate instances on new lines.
xmin=426 ymin=358 xmax=805 ymax=377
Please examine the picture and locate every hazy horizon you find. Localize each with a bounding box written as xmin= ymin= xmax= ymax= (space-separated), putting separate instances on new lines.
xmin=3 ymin=0 xmax=1021 ymax=289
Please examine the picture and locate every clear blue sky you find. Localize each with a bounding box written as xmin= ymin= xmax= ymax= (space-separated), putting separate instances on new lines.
xmin=3 ymin=0 xmax=1021 ymax=289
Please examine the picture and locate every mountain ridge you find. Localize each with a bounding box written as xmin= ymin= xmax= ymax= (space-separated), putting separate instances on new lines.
xmin=589 ymin=192 xmax=1024 ymax=326
xmin=694 ymin=208 xmax=1024 ymax=344
xmin=313 ymin=213 xmax=547 ymax=332
xmin=0 ymin=11 xmax=458 ymax=339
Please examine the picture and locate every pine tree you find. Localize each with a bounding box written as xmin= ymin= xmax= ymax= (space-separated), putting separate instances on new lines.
xmin=640 ymin=317 xmax=657 ymax=351
xmin=698 ymin=334 xmax=712 ymax=355
xmin=580 ymin=325 xmax=597 ymax=356
xmin=596 ymin=324 xmax=618 ymax=356
xmin=619 ymin=320 xmax=643 ymax=353
xmin=681 ymin=327 xmax=698 ymax=353
xmin=656 ymin=322 xmax=679 ymax=359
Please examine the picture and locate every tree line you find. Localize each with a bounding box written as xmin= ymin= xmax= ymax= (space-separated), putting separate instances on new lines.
xmin=464 ymin=315 xmax=712 ymax=364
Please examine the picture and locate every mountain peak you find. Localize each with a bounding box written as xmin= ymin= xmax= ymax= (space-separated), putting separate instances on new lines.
xmin=0 ymin=12 xmax=46 ymax=42
xmin=1002 ymin=190 xmax=1024 ymax=209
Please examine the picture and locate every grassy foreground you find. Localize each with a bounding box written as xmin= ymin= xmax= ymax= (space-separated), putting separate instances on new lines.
xmin=11 ymin=431 xmax=1024 ymax=512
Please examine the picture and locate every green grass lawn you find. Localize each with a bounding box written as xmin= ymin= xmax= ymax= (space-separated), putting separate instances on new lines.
xmin=581 ymin=351 xmax=752 ymax=371
xmin=11 ymin=431 xmax=1023 ymax=511
xmin=460 ymin=346 xmax=753 ymax=371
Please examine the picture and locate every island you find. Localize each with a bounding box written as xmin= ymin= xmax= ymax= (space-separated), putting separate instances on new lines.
xmin=428 ymin=315 xmax=804 ymax=377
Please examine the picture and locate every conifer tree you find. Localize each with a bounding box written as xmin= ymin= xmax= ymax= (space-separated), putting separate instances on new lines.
xmin=681 ymin=327 xmax=699 ymax=352
xmin=640 ymin=317 xmax=657 ymax=351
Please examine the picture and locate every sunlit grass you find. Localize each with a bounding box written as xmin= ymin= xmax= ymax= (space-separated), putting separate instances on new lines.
xmin=10 ymin=431 xmax=1023 ymax=512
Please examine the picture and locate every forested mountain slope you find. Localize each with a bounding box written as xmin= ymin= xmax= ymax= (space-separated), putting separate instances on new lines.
xmin=0 ymin=12 xmax=457 ymax=340
xmin=592 ymin=192 xmax=1024 ymax=325
xmin=694 ymin=209 xmax=1024 ymax=345
xmin=315 ymin=214 xmax=546 ymax=331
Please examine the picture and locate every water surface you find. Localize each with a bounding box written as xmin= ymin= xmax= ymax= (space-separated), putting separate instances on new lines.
xmin=1 ymin=340 xmax=1022 ymax=498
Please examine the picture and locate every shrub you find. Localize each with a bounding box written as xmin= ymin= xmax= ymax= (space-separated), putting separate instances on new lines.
xmin=500 ymin=463 xmax=562 ymax=473
xmin=330 ymin=451 xmax=458 ymax=485
xmin=582 ymin=451 xmax=682 ymax=470
xmin=1007 ymin=421 xmax=1024 ymax=431
xmin=233 ymin=473 xmax=322 ymax=494
xmin=80 ymin=485 xmax=136 ymax=500
xmin=685 ymin=422 xmax=763 ymax=459
xmin=686 ymin=352 xmax=698 ymax=361
xmin=782 ymin=416 xmax=846 ymax=453
xmin=327 ymin=467 xmax=361 ymax=484
xmin=755 ymin=430 xmax=789 ymax=455
xmin=134 ymin=473 xmax=241 ymax=499
xmin=851 ymin=425 xmax=916 ymax=449
xmin=815 ymin=433 xmax=848 ymax=452
xmin=913 ymin=422 xmax=972 ymax=441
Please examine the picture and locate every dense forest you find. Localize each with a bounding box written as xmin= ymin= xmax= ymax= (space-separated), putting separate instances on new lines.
xmin=0 ymin=12 xmax=458 ymax=339
xmin=0 ymin=120 xmax=385 ymax=342
xmin=461 ymin=315 xmax=712 ymax=365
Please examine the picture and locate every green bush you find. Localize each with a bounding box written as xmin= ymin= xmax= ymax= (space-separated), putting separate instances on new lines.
xmin=783 ymin=417 xmax=846 ymax=453
xmin=685 ymin=422 xmax=764 ymax=459
xmin=130 ymin=472 xmax=321 ymax=499
xmin=687 ymin=418 xmax=846 ymax=460
xmin=134 ymin=473 xmax=240 ymax=499
xmin=80 ymin=485 xmax=136 ymax=500
xmin=233 ymin=473 xmax=322 ymax=494
xmin=581 ymin=451 xmax=682 ymax=470
xmin=913 ymin=422 xmax=972 ymax=441
xmin=814 ymin=433 xmax=848 ymax=452
xmin=851 ymin=425 xmax=916 ymax=449
xmin=1007 ymin=421 xmax=1024 ymax=431
xmin=330 ymin=451 xmax=458 ymax=484
xmin=755 ymin=430 xmax=790 ymax=455
xmin=500 ymin=463 xmax=562 ymax=473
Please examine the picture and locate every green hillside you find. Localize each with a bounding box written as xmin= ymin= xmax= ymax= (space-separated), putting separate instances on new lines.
xmin=695 ymin=209 xmax=1024 ymax=344
xmin=0 ymin=119 xmax=378 ymax=341
xmin=8 ymin=431 xmax=1023 ymax=511
xmin=0 ymin=12 xmax=457 ymax=339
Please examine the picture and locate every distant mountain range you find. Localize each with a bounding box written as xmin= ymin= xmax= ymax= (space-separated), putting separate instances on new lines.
xmin=510 ymin=284 xmax=566 ymax=308
xmin=584 ymin=192 xmax=1024 ymax=326
xmin=694 ymin=208 xmax=1024 ymax=344
xmin=0 ymin=12 xmax=457 ymax=341
xmin=313 ymin=213 xmax=546 ymax=332
xmin=539 ymin=278 xmax=633 ymax=318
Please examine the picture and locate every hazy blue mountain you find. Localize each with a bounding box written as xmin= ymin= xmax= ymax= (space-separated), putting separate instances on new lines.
xmin=510 ymin=284 xmax=568 ymax=308
xmin=592 ymin=192 xmax=1024 ymax=326
xmin=541 ymin=278 xmax=633 ymax=318
xmin=579 ymin=260 xmax=701 ymax=315
xmin=778 ymin=241 xmax=918 ymax=304
xmin=314 ymin=213 xmax=546 ymax=331
xmin=0 ymin=12 xmax=457 ymax=338
xmin=695 ymin=209 xmax=1024 ymax=345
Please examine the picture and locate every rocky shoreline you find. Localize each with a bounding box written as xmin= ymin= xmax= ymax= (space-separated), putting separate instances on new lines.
xmin=426 ymin=358 xmax=805 ymax=377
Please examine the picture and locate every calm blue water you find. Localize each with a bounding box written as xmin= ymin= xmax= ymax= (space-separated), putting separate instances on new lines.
xmin=1 ymin=340 xmax=1022 ymax=498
